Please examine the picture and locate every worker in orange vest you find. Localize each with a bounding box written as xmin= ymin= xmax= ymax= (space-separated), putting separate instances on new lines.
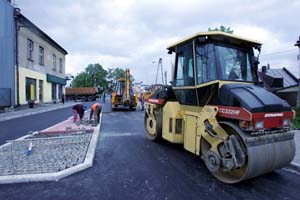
xmin=90 ymin=103 xmax=102 ymax=124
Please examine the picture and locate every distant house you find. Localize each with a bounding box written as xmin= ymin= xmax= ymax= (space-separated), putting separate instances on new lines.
xmin=258 ymin=66 xmax=299 ymax=107
xmin=0 ymin=0 xmax=68 ymax=107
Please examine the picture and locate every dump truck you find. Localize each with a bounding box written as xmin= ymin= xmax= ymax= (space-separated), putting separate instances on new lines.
xmin=111 ymin=68 xmax=138 ymax=110
xmin=65 ymin=87 xmax=99 ymax=101
xmin=144 ymin=31 xmax=296 ymax=183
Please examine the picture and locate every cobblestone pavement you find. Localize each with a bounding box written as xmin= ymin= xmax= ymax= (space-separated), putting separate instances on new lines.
xmin=0 ymin=133 xmax=92 ymax=176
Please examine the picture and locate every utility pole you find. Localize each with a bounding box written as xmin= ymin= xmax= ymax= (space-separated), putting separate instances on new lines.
xmin=164 ymin=70 xmax=167 ymax=85
xmin=295 ymin=36 xmax=300 ymax=108
xmin=155 ymin=58 xmax=164 ymax=85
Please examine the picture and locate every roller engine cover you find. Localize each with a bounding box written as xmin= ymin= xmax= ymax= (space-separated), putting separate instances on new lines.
xmin=219 ymin=84 xmax=291 ymax=113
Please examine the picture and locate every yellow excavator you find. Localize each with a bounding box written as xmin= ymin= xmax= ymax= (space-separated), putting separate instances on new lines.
xmin=144 ymin=31 xmax=295 ymax=183
xmin=111 ymin=68 xmax=138 ymax=110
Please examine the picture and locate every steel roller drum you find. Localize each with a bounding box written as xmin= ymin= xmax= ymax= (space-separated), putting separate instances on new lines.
xmin=212 ymin=122 xmax=295 ymax=184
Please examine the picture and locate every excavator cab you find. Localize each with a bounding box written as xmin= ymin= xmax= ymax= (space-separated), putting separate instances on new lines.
xmin=111 ymin=69 xmax=138 ymax=110
xmin=145 ymin=31 xmax=295 ymax=183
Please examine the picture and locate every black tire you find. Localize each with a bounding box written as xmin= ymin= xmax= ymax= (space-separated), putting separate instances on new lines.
xmin=87 ymin=96 xmax=93 ymax=101
xmin=144 ymin=108 xmax=162 ymax=142
xmin=81 ymin=96 xmax=87 ymax=101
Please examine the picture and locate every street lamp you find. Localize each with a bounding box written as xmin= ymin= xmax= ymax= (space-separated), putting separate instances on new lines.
xmin=295 ymin=36 xmax=300 ymax=108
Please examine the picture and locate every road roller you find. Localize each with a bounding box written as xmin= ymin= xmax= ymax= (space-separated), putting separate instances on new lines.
xmin=144 ymin=31 xmax=296 ymax=183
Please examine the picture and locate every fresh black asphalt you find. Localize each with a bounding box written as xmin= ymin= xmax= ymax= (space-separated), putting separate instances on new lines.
xmin=0 ymin=99 xmax=300 ymax=199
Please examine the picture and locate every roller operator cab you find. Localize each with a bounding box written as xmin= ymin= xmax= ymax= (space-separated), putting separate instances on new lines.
xmin=144 ymin=31 xmax=296 ymax=184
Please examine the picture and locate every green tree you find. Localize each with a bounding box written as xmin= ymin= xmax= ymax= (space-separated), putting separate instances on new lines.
xmin=72 ymin=63 xmax=107 ymax=88
xmin=208 ymin=25 xmax=234 ymax=34
xmin=107 ymin=67 xmax=135 ymax=82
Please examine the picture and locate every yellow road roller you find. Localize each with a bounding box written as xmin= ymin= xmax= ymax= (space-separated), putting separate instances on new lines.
xmin=144 ymin=31 xmax=295 ymax=183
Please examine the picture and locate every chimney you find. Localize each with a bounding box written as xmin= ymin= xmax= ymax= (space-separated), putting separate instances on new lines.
xmin=262 ymin=66 xmax=267 ymax=73
xmin=295 ymin=36 xmax=300 ymax=47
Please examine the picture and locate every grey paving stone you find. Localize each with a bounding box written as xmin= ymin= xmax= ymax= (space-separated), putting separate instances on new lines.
xmin=0 ymin=132 xmax=92 ymax=176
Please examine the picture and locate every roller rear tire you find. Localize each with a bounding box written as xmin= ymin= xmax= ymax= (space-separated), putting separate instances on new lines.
xmin=144 ymin=108 xmax=162 ymax=142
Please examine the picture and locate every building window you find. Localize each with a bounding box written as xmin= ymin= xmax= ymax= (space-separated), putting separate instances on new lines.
xmin=52 ymin=54 xmax=56 ymax=70
xmin=39 ymin=46 xmax=44 ymax=65
xmin=27 ymin=39 xmax=34 ymax=61
xmin=59 ymin=58 xmax=63 ymax=72
xmin=25 ymin=77 xmax=36 ymax=101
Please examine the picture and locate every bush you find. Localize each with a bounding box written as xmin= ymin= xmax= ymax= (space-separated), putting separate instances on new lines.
xmin=293 ymin=107 xmax=300 ymax=129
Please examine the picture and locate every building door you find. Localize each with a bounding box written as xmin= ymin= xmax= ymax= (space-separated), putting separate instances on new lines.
xmin=39 ymin=80 xmax=43 ymax=102
xmin=26 ymin=77 xmax=36 ymax=101
xmin=51 ymin=83 xmax=57 ymax=100
xmin=58 ymin=84 xmax=63 ymax=99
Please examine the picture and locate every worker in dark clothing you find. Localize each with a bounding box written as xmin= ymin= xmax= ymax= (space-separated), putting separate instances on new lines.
xmin=72 ymin=104 xmax=86 ymax=123
xmin=141 ymin=93 xmax=145 ymax=111
xmin=90 ymin=103 xmax=102 ymax=124
xmin=62 ymin=94 xmax=65 ymax=104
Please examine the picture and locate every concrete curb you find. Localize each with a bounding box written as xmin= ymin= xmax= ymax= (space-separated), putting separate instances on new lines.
xmin=289 ymin=162 xmax=300 ymax=171
xmin=0 ymin=103 xmax=76 ymax=122
xmin=0 ymin=112 xmax=102 ymax=184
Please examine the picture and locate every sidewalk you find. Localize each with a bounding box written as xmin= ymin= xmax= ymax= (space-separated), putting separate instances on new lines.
xmin=0 ymin=101 xmax=77 ymax=122
xmin=292 ymin=130 xmax=300 ymax=167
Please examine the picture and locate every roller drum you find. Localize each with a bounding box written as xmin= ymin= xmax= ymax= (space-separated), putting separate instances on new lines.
xmin=241 ymin=132 xmax=295 ymax=180
xmin=210 ymin=122 xmax=295 ymax=183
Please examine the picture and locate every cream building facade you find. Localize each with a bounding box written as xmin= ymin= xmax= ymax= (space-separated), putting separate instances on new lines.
xmin=16 ymin=11 xmax=68 ymax=105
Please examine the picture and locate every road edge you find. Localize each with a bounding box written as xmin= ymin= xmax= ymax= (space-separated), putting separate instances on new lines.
xmin=0 ymin=103 xmax=74 ymax=122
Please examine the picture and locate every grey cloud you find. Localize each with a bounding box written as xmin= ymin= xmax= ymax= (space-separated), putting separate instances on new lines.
xmin=16 ymin=0 xmax=300 ymax=83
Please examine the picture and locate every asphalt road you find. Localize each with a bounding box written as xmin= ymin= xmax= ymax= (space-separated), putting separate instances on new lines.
xmin=0 ymin=99 xmax=300 ymax=199
xmin=0 ymin=101 xmax=96 ymax=145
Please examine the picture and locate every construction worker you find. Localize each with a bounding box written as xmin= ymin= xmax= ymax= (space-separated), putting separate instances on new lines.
xmin=72 ymin=103 xmax=86 ymax=123
xmin=141 ymin=93 xmax=145 ymax=111
xmin=61 ymin=94 xmax=65 ymax=104
xmin=90 ymin=103 xmax=102 ymax=124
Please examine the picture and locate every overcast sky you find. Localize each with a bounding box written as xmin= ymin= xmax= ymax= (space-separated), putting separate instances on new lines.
xmin=15 ymin=0 xmax=300 ymax=84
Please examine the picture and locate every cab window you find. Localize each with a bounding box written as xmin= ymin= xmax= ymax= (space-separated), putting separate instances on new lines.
xmin=174 ymin=43 xmax=194 ymax=86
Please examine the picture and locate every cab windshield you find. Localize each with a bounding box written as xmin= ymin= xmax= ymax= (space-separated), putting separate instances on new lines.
xmin=196 ymin=43 xmax=257 ymax=84
xmin=116 ymin=81 xmax=134 ymax=96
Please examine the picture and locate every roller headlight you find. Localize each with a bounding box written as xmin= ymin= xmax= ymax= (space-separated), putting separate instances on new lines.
xmin=283 ymin=119 xmax=291 ymax=126
xmin=255 ymin=121 xmax=264 ymax=129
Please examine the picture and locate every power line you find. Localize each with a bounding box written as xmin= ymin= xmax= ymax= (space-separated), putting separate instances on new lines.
xmin=260 ymin=49 xmax=298 ymax=57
